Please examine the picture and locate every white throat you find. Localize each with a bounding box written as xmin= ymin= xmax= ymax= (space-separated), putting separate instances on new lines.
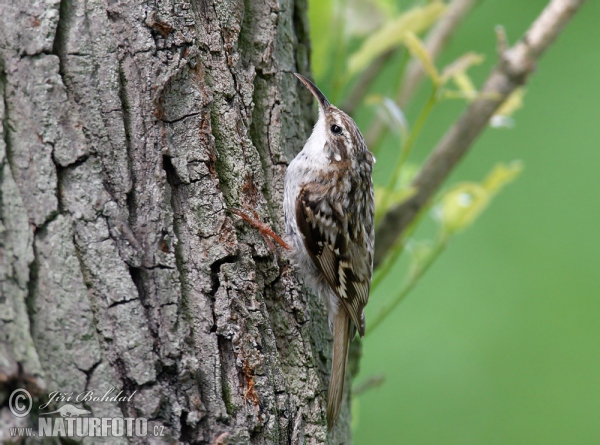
xmin=301 ymin=115 xmax=329 ymax=164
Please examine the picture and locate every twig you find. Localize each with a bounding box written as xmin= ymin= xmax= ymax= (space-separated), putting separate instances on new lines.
xmin=212 ymin=433 xmax=229 ymax=445
xmin=374 ymin=0 xmax=586 ymax=268
xmin=341 ymin=50 xmax=395 ymax=115
xmin=369 ymin=237 xmax=448 ymax=335
xmin=228 ymin=208 xmax=291 ymax=251
xmin=353 ymin=374 xmax=386 ymax=396
xmin=366 ymin=0 xmax=477 ymax=149
xmin=376 ymin=87 xmax=438 ymax=226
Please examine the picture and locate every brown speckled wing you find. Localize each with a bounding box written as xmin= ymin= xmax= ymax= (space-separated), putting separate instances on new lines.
xmin=295 ymin=182 xmax=371 ymax=336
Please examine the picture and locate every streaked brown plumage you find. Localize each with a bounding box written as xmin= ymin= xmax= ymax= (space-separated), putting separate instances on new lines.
xmin=284 ymin=74 xmax=375 ymax=427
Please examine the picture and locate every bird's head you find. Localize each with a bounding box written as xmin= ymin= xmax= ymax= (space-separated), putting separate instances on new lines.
xmin=295 ymin=73 xmax=368 ymax=163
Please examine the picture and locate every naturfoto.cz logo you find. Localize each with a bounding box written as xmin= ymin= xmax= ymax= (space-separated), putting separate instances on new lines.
xmin=7 ymin=388 xmax=166 ymax=439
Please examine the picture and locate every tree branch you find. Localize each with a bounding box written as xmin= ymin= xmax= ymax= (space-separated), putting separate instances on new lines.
xmin=366 ymin=0 xmax=477 ymax=149
xmin=374 ymin=0 xmax=586 ymax=267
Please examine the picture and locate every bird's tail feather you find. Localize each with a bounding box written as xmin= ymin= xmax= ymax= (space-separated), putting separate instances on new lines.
xmin=327 ymin=310 xmax=350 ymax=428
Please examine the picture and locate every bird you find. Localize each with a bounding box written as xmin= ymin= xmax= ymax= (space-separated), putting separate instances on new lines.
xmin=284 ymin=73 xmax=375 ymax=427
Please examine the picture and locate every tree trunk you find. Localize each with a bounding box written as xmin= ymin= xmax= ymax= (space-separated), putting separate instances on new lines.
xmin=0 ymin=0 xmax=352 ymax=443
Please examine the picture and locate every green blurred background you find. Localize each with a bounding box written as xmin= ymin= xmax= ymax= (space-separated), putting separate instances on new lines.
xmin=307 ymin=0 xmax=600 ymax=443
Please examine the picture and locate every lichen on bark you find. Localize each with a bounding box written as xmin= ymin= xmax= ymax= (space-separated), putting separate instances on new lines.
xmin=0 ymin=0 xmax=352 ymax=443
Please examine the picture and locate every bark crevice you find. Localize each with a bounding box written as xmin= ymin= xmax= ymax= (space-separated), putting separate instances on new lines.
xmin=0 ymin=0 xmax=349 ymax=442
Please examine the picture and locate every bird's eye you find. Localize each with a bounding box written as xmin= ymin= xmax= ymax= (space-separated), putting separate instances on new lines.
xmin=330 ymin=124 xmax=342 ymax=135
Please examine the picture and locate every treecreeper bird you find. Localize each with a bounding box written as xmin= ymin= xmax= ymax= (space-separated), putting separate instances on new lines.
xmin=285 ymin=73 xmax=375 ymax=427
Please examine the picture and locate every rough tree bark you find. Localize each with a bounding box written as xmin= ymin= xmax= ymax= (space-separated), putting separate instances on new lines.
xmin=0 ymin=0 xmax=352 ymax=443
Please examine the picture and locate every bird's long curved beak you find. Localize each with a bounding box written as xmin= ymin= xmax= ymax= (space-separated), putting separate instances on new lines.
xmin=295 ymin=73 xmax=330 ymax=112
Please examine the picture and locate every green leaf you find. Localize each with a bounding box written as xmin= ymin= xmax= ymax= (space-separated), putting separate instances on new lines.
xmin=347 ymin=1 xmax=446 ymax=76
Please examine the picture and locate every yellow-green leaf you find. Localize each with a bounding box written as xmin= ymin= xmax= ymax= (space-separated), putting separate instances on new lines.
xmin=452 ymin=72 xmax=478 ymax=101
xmin=491 ymin=88 xmax=526 ymax=128
xmin=403 ymin=32 xmax=440 ymax=85
xmin=483 ymin=161 xmax=524 ymax=194
xmin=347 ymin=1 xmax=446 ymax=76
xmin=441 ymin=52 xmax=484 ymax=83
xmin=436 ymin=183 xmax=489 ymax=235
xmin=436 ymin=162 xmax=523 ymax=235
